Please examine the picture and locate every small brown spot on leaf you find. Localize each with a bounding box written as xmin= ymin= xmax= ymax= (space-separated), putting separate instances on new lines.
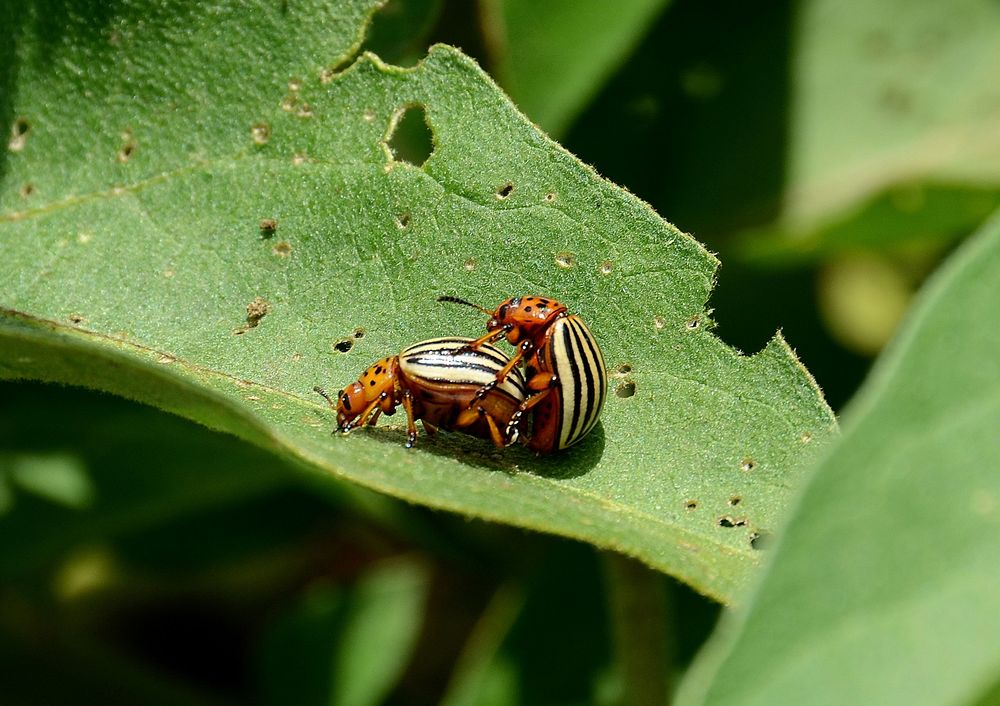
xmin=653 ymin=315 xmax=666 ymax=330
xmin=68 ymin=313 xmax=85 ymax=324
xmin=19 ymin=183 xmax=35 ymax=198
xmin=273 ymin=241 xmax=292 ymax=257
xmin=463 ymin=258 xmax=477 ymax=271
xmin=251 ymin=122 xmax=271 ymax=145
xmin=599 ymin=260 xmax=614 ymax=275
xmin=729 ymin=496 xmax=742 ymax=506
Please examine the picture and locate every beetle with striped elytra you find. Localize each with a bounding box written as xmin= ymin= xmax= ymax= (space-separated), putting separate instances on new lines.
xmin=315 ymin=337 xmax=526 ymax=449
xmin=437 ymin=295 xmax=607 ymax=453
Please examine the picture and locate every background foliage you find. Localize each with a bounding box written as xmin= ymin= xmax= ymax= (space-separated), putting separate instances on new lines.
xmin=2 ymin=0 xmax=999 ymax=704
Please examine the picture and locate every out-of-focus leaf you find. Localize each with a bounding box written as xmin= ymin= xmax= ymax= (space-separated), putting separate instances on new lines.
xmin=483 ymin=0 xmax=670 ymax=137
xmin=677 ymin=209 xmax=1000 ymax=705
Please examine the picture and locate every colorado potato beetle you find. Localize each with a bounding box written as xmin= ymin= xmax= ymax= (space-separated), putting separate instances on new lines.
xmin=315 ymin=337 xmax=526 ymax=449
xmin=438 ymin=295 xmax=607 ymax=453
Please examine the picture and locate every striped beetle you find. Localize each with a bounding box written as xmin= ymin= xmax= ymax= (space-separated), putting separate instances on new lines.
xmin=438 ymin=295 xmax=607 ymax=453
xmin=315 ymin=337 xmax=526 ymax=449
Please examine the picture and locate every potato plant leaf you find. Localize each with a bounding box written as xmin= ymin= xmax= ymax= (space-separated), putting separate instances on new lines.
xmin=0 ymin=0 xmax=835 ymax=602
xmin=677 ymin=210 xmax=1000 ymax=703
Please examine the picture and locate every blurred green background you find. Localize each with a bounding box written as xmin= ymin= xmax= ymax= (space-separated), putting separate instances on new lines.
xmin=4 ymin=0 xmax=998 ymax=703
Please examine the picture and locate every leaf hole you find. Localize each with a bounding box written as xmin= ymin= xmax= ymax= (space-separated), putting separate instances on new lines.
xmin=9 ymin=117 xmax=30 ymax=151
xmin=718 ymin=516 xmax=747 ymax=528
xmin=614 ymin=362 xmax=632 ymax=376
xmin=800 ymin=431 xmax=813 ymax=444
xmin=740 ymin=457 xmax=756 ymax=473
xmin=685 ymin=500 xmax=698 ymax=510
xmin=554 ymin=251 xmax=576 ymax=269
xmin=19 ymin=182 xmax=35 ymax=199
xmin=386 ymin=103 xmax=434 ymax=167
xmin=496 ymin=182 xmax=514 ymax=200
xmin=272 ymin=241 xmax=292 ymax=257
xmin=599 ymin=260 xmax=614 ymax=275
xmin=251 ymin=122 xmax=271 ymax=145
xmin=543 ymin=192 xmax=557 ymax=203
xmin=686 ymin=315 xmax=701 ymax=330
xmin=615 ymin=379 xmax=636 ymax=398
xmin=117 ymin=140 xmax=137 ymax=163
xmin=750 ymin=530 xmax=771 ymax=550
xmin=728 ymin=496 xmax=742 ymax=506
xmin=68 ymin=313 xmax=85 ymax=324
xmin=334 ymin=338 xmax=354 ymax=354
xmin=353 ymin=327 xmax=366 ymax=339
xmin=396 ymin=212 xmax=411 ymax=229
xmin=259 ymin=218 xmax=278 ymax=237
xmin=653 ymin=315 xmax=666 ymax=330
xmin=463 ymin=258 xmax=477 ymax=271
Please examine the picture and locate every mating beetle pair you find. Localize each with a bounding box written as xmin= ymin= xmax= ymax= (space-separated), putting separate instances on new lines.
xmin=316 ymin=296 xmax=607 ymax=454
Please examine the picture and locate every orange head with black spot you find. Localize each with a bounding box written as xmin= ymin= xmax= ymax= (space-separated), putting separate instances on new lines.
xmin=437 ymin=295 xmax=567 ymax=346
xmin=333 ymin=356 xmax=398 ymax=429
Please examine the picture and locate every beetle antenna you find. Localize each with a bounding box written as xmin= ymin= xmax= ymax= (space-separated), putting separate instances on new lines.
xmin=314 ymin=385 xmax=336 ymax=408
xmin=437 ymin=295 xmax=493 ymax=315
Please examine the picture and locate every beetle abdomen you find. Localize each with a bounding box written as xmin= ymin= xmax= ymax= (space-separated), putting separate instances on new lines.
xmin=549 ymin=316 xmax=607 ymax=449
xmin=399 ymin=337 xmax=527 ymax=401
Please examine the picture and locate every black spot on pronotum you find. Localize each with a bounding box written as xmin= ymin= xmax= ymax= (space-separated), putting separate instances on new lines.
xmin=334 ymin=339 xmax=354 ymax=353
xmin=387 ymin=104 xmax=434 ymax=167
xmin=496 ymin=182 xmax=514 ymax=200
xmin=615 ymin=380 xmax=636 ymax=398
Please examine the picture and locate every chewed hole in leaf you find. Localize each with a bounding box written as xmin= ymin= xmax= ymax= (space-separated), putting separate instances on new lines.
xmin=259 ymin=218 xmax=278 ymax=236
xmin=685 ymin=500 xmax=699 ymax=510
xmin=728 ymin=496 xmax=742 ymax=506
xmin=718 ymin=516 xmax=747 ymax=528
xmin=614 ymin=363 xmax=632 ymax=376
xmin=750 ymin=530 xmax=771 ymax=550
xmin=387 ymin=103 xmax=433 ymax=167
xmin=272 ymin=241 xmax=292 ymax=257
xmin=554 ymin=251 xmax=576 ymax=269
xmin=19 ymin=183 xmax=35 ymax=198
xmin=9 ymin=117 xmax=30 ymax=151
xmin=334 ymin=339 xmax=354 ymax=353
xmin=615 ymin=380 xmax=636 ymax=398
xmin=395 ymin=212 xmax=411 ymax=229
xmin=496 ymin=182 xmax=514 ymax=200
xmin=740 ymin=457 xmax=756 ymax=473
xmin=353 ymin=327 xmax=366 ymax=339
xmin=463 ymin=258 xmax=476 ymax=271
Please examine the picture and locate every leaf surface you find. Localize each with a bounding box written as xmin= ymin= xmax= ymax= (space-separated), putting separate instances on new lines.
xmin=677 ymin=210 xmax=1000 ymax=703
xmin=0 ymin=0 xmax=834 ymax=602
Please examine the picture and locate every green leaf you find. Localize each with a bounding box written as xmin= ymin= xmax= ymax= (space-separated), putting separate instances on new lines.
xmin=482 ymin=0 xmax=670 ymax=137
xmin=676 ymin=209 xmax=1000 ymax=704
xmin=329 ymin=558 xmax=429 ymax=706
xmin=746 ymin=0 xmax=1000 ymax=256
xmin=0 ymin=0 xmax=835 ymax=602
xmin=258 ymin=558 xmax=429 ymax=706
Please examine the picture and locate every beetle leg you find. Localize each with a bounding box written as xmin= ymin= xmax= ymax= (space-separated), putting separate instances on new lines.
xmin=344 ymin=396 xmax=383 ymax=432
xmin=456 ymin=325 xmax=512 ymax=354
xmin=455 ymin=406 xmax=480 ymax=427
xmin=482 ymin=409 xmax=508 ymax=449
xmin=402 ymin=389 xmax=418 ymax=448
xmin=473 ymin=342 xmax=533 ymax=402
xmin=527 ymin=371 xmax=557 ymax=392
xmin=518 ymin=378 xmax=557 ymax=414
xmin=422 ymin=420 xmax=438 ymax=435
